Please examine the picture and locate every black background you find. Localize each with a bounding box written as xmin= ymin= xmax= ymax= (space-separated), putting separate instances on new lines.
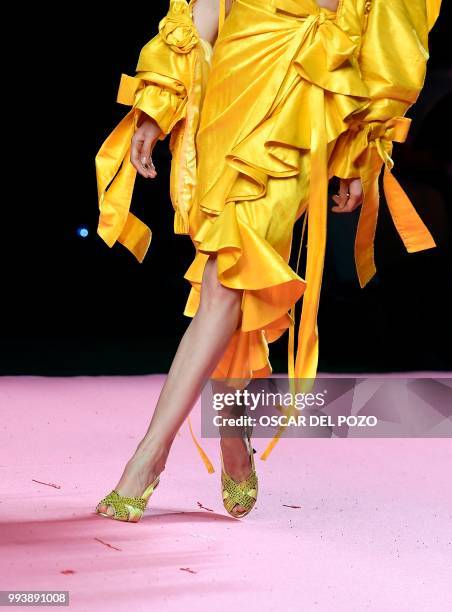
xmin=2 ymin=2 xmax=451 ymax=376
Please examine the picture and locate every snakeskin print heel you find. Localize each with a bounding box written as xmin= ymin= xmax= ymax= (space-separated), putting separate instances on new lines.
xmin=220 ymin=435 xmax=258 ymax=518
xmin=95 ymin=475 xmax=160 ymax=522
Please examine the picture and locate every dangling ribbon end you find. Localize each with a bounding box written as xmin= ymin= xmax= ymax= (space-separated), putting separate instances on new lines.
xmin=97 ymin=223 xmax=117 ymax=249
xmin=356 ymin=262 xmax=376 ymax=290
xmin=174 ymin=208 xmax=190 ymax=235
xmin=382 ymin=164 xmax=437 ymax=254
xmin=187 ymin=415 xmax=215 ymax=474
xmin=260 ymin=434 xmax=281 ymax=461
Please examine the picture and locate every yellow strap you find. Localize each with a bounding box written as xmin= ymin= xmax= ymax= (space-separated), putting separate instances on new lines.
xmin=292 ymin=83 xmax=328 ymax=386
xmin=261 ymin=83 xmax=328 ymax=461
xmin=288 ymin=212 xmax=308 ymax=380
xmin=353 ymin=146 xmax=381 ymax=287
xmin=383 ymin=165 xmax=436 ymax=254
xmin=219 ymin=0 xmax=226 ymax=33
xmin=427 ymin=0 xmax=442 ymax=32
xmin=187 ymin=415 xmax=215 ymax=473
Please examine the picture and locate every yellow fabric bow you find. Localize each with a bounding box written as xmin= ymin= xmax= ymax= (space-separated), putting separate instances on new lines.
xmin=355 ymin=116 xmax=437 ymax=288
xmin=95 ymin=77 xmax=148 ymax=263
xmin=96 ymin=73 xmax=186 ymax=263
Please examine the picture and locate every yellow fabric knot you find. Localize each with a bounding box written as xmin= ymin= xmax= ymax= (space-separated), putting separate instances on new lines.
xmin=357 ymin=116 xmax=411 ymax=147
xmin=159 ymin=0 xmax=199 ymax=54
xmin=362 ymin=116 xmax=411 ymax=169
xmin=271 ymin=0 xmax=358 ymax=72
xmin=367 ymin=123 xmax=390 ymax=141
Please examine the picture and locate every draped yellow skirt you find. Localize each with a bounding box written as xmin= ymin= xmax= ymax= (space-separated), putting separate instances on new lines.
xmin=183 ymin=0 xmax=367 ymax=383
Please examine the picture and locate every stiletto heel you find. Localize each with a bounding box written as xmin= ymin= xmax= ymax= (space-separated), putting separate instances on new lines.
xmin=95 ymin=475 xmax=160 ymax=523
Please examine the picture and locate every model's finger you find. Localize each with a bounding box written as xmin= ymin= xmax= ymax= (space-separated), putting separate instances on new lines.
xmin=332 ymin=194 xmax=349 ymax=210
xmin=332 ymin=194 xmax=348 ymax=206
xmin=332 ymin=203 xmax=349 ymax=213
xmin=338 ymin=179 xmax=349 ymax=198
xmin=331 ymin=179 xmax=350 ymax=209
xmin=332 ymin=194 xmax=361 ymax=213
xmin=332 ymin=193 xmax=351 ymax=212
xmin=130 ymin=138 xmax=148 ymax=178
xmin=140 ymin=136 xmax=157 ymax=179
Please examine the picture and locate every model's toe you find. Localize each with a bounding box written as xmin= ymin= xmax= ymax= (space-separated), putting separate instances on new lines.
xmin=96 ymin=503 xmax=115 ymax=517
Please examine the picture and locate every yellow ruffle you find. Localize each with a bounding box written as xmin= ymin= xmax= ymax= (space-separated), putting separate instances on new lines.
xmin=183 ymin=200 xmax=306 ymax=378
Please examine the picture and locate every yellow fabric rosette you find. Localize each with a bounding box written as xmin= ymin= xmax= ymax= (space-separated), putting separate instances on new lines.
xmin=159 ymin=0 xmax=200 ymax=53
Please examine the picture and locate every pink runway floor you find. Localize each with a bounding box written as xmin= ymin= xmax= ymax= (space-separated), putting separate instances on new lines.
xmin=0 ymin=375 xmax=451 ymax=611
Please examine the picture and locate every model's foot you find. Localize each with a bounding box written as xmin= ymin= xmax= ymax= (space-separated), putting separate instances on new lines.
xmin=220 ymin=436 xmax=253 ymax=516
xmin=97 ymin=444 xmax=167 ymax=517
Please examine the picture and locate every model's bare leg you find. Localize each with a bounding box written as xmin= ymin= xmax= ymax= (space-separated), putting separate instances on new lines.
xmin=98 ymin=255 xmax=253 ymax=516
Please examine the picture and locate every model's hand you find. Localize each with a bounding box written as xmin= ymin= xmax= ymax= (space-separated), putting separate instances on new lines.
xmin=130 ymin=116 xmax=162 ymax=179
xmin=331 ymin=178 xmax=363 ymax=213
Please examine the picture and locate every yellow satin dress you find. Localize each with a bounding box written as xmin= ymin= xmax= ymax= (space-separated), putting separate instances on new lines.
xmin=95 ymin=0 xmax=441 ymax=468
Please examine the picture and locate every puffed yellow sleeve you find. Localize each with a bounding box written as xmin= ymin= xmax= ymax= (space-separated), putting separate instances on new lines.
xmin=330 ymin=0 xmax=441 ymax=288
xmin=95 ymin=0 xmax=212 ymax=263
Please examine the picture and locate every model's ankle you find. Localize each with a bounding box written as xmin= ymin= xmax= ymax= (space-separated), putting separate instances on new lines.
xmin=134 ymin=438 xmax=170 ymax=474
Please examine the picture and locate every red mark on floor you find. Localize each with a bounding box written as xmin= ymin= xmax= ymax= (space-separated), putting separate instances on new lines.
xmin=197 ymin=501 xmax=214 ymax=512
xmin=94 ymin=537 xmax=122 ymax=551
xmin=32 ymin=479 xmax=61 ymax=489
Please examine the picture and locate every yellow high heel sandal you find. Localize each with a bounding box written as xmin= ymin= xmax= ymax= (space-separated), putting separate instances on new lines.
xmin=95 ymin=475 xmax=160 ymax=523
xmin=220 ymin=435 xmax=258 ymax=518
